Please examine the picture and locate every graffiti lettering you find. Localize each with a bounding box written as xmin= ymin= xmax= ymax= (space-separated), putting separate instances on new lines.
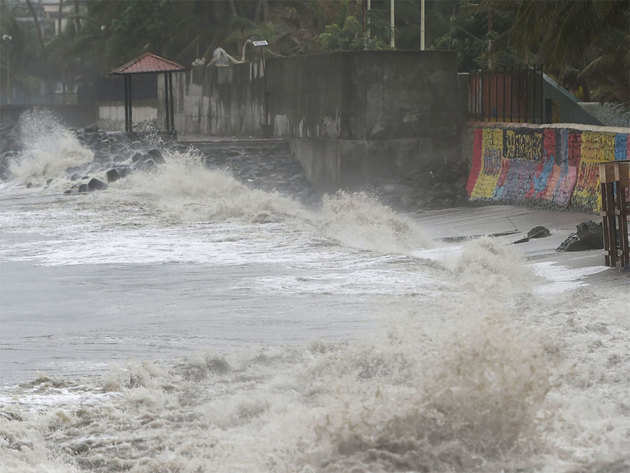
xmin=504 ymin=129 xmax=543 ymax=160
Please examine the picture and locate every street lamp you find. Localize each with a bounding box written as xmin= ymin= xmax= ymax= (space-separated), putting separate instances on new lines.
xmin=1 ymin=34 xmax=12 ymax=105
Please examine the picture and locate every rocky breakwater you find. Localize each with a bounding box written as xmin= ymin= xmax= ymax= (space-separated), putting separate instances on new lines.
xmin=61 ymin=129 xmax=174 ymax=194
xmin=193 ymin=140 xmax=317 ymax=204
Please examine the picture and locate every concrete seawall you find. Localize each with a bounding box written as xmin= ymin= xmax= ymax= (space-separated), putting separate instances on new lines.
xmin=163 ymin=51 xmax=464 ymax=192
xmin=465 ymin=122 xmax=630 ymax=213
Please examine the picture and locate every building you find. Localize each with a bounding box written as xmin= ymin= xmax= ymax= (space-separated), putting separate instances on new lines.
xmin=8 ymin=0 xmax=87 ymax=39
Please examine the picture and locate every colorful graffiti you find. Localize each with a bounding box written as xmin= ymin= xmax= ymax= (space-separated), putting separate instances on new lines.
xmin=466 ymin=126 xmax=627 ymax=212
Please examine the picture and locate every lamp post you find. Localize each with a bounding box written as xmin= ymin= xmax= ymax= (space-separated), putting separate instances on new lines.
xmin=390 ymin=0 xmax=395 ymax=49
xmin=1 ymin=34 xmax=12 ymax=105
xmin=420 ymin=0 xmax=425 ymax=51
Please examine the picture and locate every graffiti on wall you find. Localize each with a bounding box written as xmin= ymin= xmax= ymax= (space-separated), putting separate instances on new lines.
xmin=469 ymin=128 xmax=503 ymax=200
xmin=466 ymin=126 xmax=626 ymax=212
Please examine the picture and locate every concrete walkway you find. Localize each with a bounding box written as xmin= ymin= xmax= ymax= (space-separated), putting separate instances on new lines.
xmin=416 ymin=205 xmax=630 ymax=280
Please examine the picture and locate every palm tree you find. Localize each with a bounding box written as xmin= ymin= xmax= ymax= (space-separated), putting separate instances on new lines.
xmin=503 ymin=0 xmax=630 ymax=101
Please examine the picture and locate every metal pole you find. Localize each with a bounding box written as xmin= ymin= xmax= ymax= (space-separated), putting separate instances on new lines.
xmin=420 ymin=0 xmax=425 ymax=50
xmin=501 ymin=66 xmax=507 ymax=121
xmin=509 ymin=66 xmax=513 ymax=122
xmin=390 ymin=0 xmax=395 ymax=49
xmin=494 ymin=72 xmax=498 ymax=121
xmin=540 ymin=64 xmax=544 ymax=123
xmin=367 ymin=0 xmax=371 ymax=40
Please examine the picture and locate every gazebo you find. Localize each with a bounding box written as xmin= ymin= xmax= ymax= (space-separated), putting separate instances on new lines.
xmin=111 ymin=52 xmax=186 ymax=134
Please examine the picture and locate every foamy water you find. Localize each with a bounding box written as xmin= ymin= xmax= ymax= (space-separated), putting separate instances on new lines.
xmin=1 ymin=113 xmax=628 ymax=472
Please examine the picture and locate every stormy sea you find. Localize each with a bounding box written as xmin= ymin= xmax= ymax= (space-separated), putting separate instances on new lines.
xmin=1 ymin=112 xmax=629 ymax=473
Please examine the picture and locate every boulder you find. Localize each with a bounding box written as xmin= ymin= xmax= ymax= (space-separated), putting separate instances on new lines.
xmin=135 ymin=159 xmax=156 ymax=172
xmin=116 ymin=166 xmax=131 ymax=178
xmin=576 ymin=221 xmax=604 ymax=249
xmin=557 ymin=221 xmax=603 ymax=251
xmin=527 ymin=225 xmax=551 ymax=239
xmin=78 ymin=183 xmax=88 ymax=193
xmin=147 ymin=148 xmax=165 ymax=164
xmin=106 ymin=169 xmax=120 ymax=183
xmin=87 ymin=178 xmax=107 ymax=191
xmin=131 ymin=152 xmax=145 ymax=163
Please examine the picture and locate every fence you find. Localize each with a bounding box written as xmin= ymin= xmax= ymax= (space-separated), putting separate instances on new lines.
xmin=600 ymin=161 xmax=630 ymax=269
xmin=468 ymin=65 xmax=545 ymax=124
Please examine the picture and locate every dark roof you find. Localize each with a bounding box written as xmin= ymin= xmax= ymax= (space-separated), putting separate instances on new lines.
xmin=111 ymin=52 xmax=186 ymax=75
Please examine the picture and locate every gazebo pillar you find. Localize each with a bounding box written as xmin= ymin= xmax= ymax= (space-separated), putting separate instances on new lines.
xmin=168 ymin=72 xmax=175 ymax=134
xmin=163 ymin=72 xmax=170 ymax=133
xmin=124 ymin=75 xmax=133 ymax=133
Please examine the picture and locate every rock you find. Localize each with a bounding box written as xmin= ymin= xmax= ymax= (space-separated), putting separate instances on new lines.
xmin=135 ymin=159 xmax=156 ymax=172
xmin=116 ymin=166 xmax=131 ymax=178
xmin=131 ymin=152 xmax=145 ymax=163
xmin=557 ymin=221 xmax=603 ymax=251
xmin=106 ymin=169 xmax=120 ymax=183
xmin=78 ymin=184 xmax=88 ymax=193
xmin=147 ymin=149 xmax=165 ymax=164
xmin=577 ymin=220 xmax=604 ymax=249
xmin=70 ymin=173 xmax=80 ymax=181
xmin=527 ymin=226 xmax=551 ymax=239
xmin=87 ymin=178 xmax=107 ymax=192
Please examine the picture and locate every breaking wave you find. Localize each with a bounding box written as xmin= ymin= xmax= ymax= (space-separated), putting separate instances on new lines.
xmin=0 ymin=239 xmax=560 ymax=473
xmin=8 ymin=111 xmax=93 ymax=187
xmin=6 ymin=114 xmax=624 ymax=473
xmin=1 ymin=114 xmax=431 ymax=255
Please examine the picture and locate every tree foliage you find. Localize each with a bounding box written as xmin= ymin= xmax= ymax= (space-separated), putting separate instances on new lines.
xmin=4 ymin=0 xmax=630 ymax=103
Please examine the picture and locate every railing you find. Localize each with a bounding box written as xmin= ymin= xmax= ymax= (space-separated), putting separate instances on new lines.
xmin=600 ymin=161 xmax=630 ymax=269
xmin=467 ymin=65 xmax=545 ymax=123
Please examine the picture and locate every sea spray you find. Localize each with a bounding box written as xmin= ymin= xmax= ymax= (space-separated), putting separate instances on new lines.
xmin=0 ymin=238 xmax=555 ymax=473
xmin=89 ymin=148 xmax=432 ymax=256
xmin=6 ymin=114 xmax=628 ymax=472
xmin=9 ymin=111 xmax=93 ymax=187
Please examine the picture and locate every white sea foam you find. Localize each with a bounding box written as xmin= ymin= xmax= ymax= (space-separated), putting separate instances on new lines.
xmin=0 ymin=239 xmax=556 ymax=473
xmin=8 ymin=111 xmax=93 ymax=187
xmin=2 ymin=114 xmax=628 ymax=473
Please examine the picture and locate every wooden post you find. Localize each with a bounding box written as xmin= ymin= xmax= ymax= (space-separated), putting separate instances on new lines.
xmin=599 ymin=162 xmax=630 ymax=268
xmin=615 ymin=163 xmax=630 ymax=268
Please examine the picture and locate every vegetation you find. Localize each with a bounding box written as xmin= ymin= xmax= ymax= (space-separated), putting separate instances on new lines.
xmin=1 ymin=0 xmax=630 ymax=103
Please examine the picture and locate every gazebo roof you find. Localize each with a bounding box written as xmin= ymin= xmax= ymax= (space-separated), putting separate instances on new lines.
xmin=111 ymin=52 xmax=186 ymax=75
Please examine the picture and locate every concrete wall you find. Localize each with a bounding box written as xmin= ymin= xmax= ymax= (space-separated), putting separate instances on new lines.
xmin=465 ymin=122 xmax=630 ymax=212
xmin=97 ymin=100 xmax=158 ymax=131
xmin=163 ymin=63 xmax=266 ymax=137
xmin=167 ymin=51 xmax=462 ymax=191
xmin=0 ymin=104 xmax=97 ymax=128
